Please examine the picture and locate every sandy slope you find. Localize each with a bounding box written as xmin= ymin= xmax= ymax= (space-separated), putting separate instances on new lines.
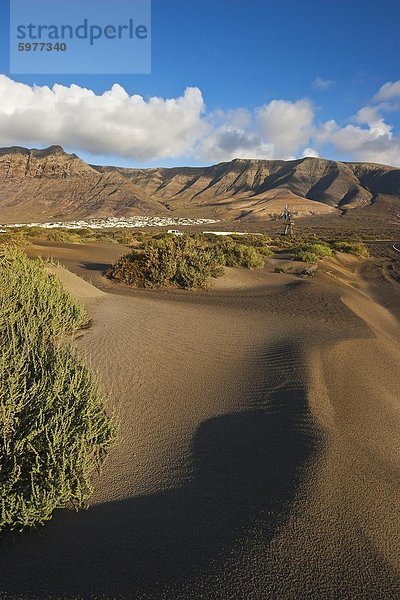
xmin=45 ymin=264 xmax=106 ymax=300
xmin=0 ymin=245 xmax=399 ymax=599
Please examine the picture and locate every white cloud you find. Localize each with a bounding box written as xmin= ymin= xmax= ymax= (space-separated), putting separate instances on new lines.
xmin=312 ymin=77 xmax=334 ymax=91
xmin=326 ymin=123 xmax=400 ymax=165
xmin=195 ymin=107 xmax=274 ymax=162
xmin=313 ymin=93 xmax=400 ymax=166
xmin=302 ymin=147 xmax=319 ymax=158
xmin=195 ymin=99 xmax=315 ymax=162
xmin=196 ymin=126 xmax=274 ymax=163
xmin=0 ymin=75 xmax=208 ymax=160
xmin=335 ymin=131 xmax=399 ymax=164
xmin=257 ymin=99 xmax=314 ymax=157
xmin=373 ymin=80 xmax=400 ymax=102
xmin=0 ymin=75 xmax=399 ymax=166
xmin=313 ymin=119 xmax=339 ymax=144
xmin=354 ymin=106 xmax=393 ymax=137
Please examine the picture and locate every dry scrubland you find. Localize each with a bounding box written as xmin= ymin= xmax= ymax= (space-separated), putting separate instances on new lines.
xmin=0 ymin=230 xmax=399 ymax=599
xmin=10 ymin=226 xmax=367 ymax=289
xmin=107 ymin=234 xmax=270 ymax=289
xmin=106 ymin=233 xmax=368 ymax=289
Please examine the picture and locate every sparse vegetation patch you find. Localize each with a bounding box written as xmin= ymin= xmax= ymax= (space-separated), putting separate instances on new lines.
xmin=213 ymin=237 xmax=268 ymax=268
xmin=331 ymin=240 xmax=369 ymax=257
xmin=107 ymin=234 xmax=268 ymax=289
xmin=293 ymin=242 xmax=333 ymax=263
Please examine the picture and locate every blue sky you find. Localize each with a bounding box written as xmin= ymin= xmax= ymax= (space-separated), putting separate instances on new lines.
xmin=0 ymin=0 xmax=399 ymax=167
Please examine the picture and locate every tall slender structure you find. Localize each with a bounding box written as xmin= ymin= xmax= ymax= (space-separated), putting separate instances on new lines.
xmin=283 ymin=204 xmax=294 ymax=237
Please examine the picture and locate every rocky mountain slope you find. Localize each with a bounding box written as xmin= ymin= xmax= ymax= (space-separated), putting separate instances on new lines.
xmin=0 ymin=146 xmax=166 ymax=223
xmin=96 ymin=157 xmax=400 ymax=220
xmin=0 ymin=146 xmax=399 ymax=223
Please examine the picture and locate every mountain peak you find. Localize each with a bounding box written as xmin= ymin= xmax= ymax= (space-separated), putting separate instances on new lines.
xmin=0 ymin=145 xmax=70 ymax=159
xmin=32 ymin=145 xmax=68 ymax=157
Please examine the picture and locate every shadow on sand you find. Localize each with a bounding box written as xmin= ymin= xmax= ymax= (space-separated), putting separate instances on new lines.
xmin=79 ymin=261 xmax=111 ymax=274
xmin=0 ymin=341 xmax=323 ymax=599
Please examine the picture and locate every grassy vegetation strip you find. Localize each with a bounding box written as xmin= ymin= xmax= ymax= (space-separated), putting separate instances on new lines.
xmin=0 ymin=248 xmax=116 ymax=532
xmin=1 ymin=226 xmax=138 ymax=246
xmin=330 ymin=240 xmax=369 ymax=257
xmin=293 ymin=242 xmax=333 ymax=263
xmin=107 ymin=234 xmax=268 ymax=289
xmin=293 ymin=239 xmax=368 ymax=263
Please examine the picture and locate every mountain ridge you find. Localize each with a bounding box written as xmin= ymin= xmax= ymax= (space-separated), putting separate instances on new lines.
xmin=0 ymin=145 xmax=399 ymax=223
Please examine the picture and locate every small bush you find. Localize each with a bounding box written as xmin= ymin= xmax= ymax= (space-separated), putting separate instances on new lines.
xmin=214 ymin=238 xmax=266 ymax=268
xmin=0 ymin=231 xmax=29 ymax=248
xmin=108 ymin=236 xmax=223 ymax=289
xmin=14 ymin=226 xmax=43 ymax=238
xmin=18 ymin=226 xmax=136 ymax=246
xmin=0 ymin=249 xmax=116 ymax=532
xmin=108 ymin=235 xmax=266 ymax=289
xmin=257 ymin=245 xmax=274 ymax=257
xmin=230 ymin=234 xmax=272 ymax=246
xmin=295 ymin=249 xmax=319 ymax=263
xmin=270 ymin=236 xmax=295 ymax=249
xmin=331 ymin=240 xmax=369 ymax=257
xmin=45 ymin=229 xmax=104 ymax=244
xmin=229 ymin=234 xmax=273 ymax=256
xmin=294 ymin=242 xmax=333 ymax=263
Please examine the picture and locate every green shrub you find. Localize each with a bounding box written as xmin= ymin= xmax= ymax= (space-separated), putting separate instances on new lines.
xmin=295 ymin=250 xmax=319 ymax=263
xmin=46 ymin=228 xmax=104 ymax=244
xmin=111 ymin=232 xmax=138 ymax=246
xmin=228 ymin=234 xmax=273 ymax=256
xmin=257 ymin=245 xmax=274 ymax=257
xmin=0 ymin=248 xmax=116 ymax=532
xmin=225 ymin=244 xmax=266 ymax=268
xmin=0 ymin=231 xmax=29 ymax=248
xmin=213 ymin=238 xmax=266 ymax=268
xmin=270 ymin=236 xmax=296 ymax=249
xmin=22 ymin=227 xmax=130 ymax=245
xmin=13 ymin=226 xmax=42 ymax=238
xmin=331 ymin=240 xmax=369 ymax=257
xmin=108 ymin=234 xmax=266 ymax=290
xmin=230 ymin=234 xmax=271 ymax=246
xmin=108 ymin=235 xmax=223 ymax=289
xmin=294 ymin=242 xmax=333 ymax=263
xmin=46 ymin=230 xmax=82 ymax=243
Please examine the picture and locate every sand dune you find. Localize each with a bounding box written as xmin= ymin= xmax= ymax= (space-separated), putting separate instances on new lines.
xmin=1 ymin=244 xmax=399 ymax=598
xmin=45 ymin=263 xmax=106 ymax=300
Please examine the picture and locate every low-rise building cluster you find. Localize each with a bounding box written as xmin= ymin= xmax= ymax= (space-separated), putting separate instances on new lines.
xmin=2 ymin=216 xmax=220 ymax=230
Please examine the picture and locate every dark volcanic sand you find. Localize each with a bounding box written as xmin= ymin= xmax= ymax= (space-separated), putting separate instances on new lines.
xmin=0 ymin=241 xmax=399 ymax=599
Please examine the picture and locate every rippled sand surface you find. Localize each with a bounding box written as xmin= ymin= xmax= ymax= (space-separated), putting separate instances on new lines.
xmin=1 ymin=243 xmax=399 ymax=599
